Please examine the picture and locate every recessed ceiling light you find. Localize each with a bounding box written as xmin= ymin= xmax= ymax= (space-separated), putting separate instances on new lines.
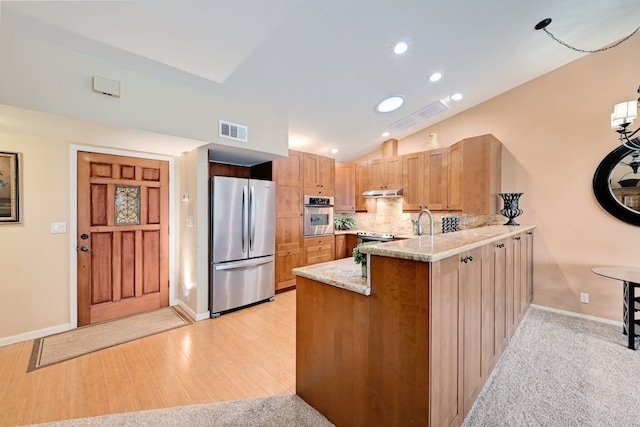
xmin=381 ymin=131 xmax=390 ymax=137
xmin=429 ymin=72 xmax=442 ymax=82
xmin=375 ymin=96 xmax=405 ymax=113
xmin=451 ymin=93 xmax=463 ymax=101
xmin=331 ymin=148 xmax=338 ymax=154
xmin=393 ymin=41 xmax=408 ymax=55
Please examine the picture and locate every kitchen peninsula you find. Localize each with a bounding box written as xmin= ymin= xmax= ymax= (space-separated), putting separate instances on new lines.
xmin=293 ymin=224 xmax=535 ymax=427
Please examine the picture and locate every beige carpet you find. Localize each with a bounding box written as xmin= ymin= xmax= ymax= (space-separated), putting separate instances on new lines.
xmin=462 ymin=307 xmax=640 ymax=426
xmin=28 ymin=306 xmax=192 ymax=372
xmin=28 ymin=394 xmax=335 ymax=427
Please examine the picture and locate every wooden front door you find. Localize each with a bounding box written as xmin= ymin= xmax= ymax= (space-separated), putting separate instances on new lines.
xmin=77 ymin=151 xmax=169 ymax=326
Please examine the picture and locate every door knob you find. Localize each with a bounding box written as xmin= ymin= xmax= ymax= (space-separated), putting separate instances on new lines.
xmin=80 ymin=246 xmax=93 ymax=252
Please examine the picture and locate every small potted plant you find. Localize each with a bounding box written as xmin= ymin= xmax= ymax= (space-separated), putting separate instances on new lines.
xmin=353 ymin=241 xmax=376 ymax=277
xmin=334 ymin=215 xmax=357 ymax=230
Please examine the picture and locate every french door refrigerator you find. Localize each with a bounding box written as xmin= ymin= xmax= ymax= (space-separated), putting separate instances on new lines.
xmin=210 ymin=176 xmax=275 ymax=317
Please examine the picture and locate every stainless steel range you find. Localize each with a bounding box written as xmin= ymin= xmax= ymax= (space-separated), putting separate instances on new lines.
xmin=356 ymin=231 xmax=395 ymax=244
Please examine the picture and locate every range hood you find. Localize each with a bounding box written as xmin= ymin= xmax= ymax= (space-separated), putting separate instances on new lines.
xmin=362 ymin=188 xmax=403 ymax=198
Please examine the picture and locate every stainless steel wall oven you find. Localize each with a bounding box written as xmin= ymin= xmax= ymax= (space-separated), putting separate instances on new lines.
xmin=303 ymin=195 xmax=334 ymax=236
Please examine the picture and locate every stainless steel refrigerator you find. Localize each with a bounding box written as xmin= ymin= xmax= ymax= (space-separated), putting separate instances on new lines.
xmin=210 ymin=176 xmax=275 ymax=317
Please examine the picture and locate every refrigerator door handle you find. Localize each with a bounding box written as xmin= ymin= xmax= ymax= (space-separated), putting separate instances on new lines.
xmin=214 ymin=255 xmax=274 ymax=271
xmin=250 ymin=185 xmax=256 ymax=251
xmin=242 ymin=185 xmax=248 ymax=252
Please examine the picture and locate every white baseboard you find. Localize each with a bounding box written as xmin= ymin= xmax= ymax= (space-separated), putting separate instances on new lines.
xmin=177 ymin=301 xmax=210 ymax=322
xmin=530 ymin=304 xmax=623 ymax=327
xmin=0 ymin=323 xmax=70 ymax=348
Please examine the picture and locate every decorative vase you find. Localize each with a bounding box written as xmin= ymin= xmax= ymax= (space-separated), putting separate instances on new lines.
xmin=361 ymin=264 xmax=367 ymax=278
xmin=499 ymin=193 xmax=523 ymax=226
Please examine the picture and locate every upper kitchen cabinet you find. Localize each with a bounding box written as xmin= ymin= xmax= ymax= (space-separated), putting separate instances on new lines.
xmin=274 ymin=149 xmax=303 ymax=187
xmin=402 ymin=148 xmax=449 ymax=212
xmin=303 ymin=153 xmax=335 ymax=196
xmin=335 ymin=163 xmax=355 ymax=212
xmin=368 ymin=156 xmax=403 ymax=190
xmin=424 ymin=148 xmax=449 ymax=211
xmin=448 ymin=134 xmax=502 ymax=214
xmin=355 ymin=161 xmax=369 ymax=212
xmin=402 ymin=152 xmax=424 ymax=211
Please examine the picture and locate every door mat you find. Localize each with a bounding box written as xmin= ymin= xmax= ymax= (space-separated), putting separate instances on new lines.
xmin=28 ymin=306 xmax=192 ymax=372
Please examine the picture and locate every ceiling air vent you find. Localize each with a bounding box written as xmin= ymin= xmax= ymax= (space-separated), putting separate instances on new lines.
xmin=389 ymin=100 xmax=449 ymax=131
xmin=219 ymin=120 xmax=248 ymax=142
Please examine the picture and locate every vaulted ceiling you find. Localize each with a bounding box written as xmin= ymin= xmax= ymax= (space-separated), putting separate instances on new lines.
xmin=2 ymin=0 xmax=639 ymax=161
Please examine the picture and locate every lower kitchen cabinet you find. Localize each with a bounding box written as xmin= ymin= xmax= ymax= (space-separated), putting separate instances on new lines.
xmin=335 ymin=235 xmax=346 ymax=259
xmin=296 ymin=228 xmax=534 ymax=427
xmin=335 ymin=233 xmax=358 ymax=259
xmin=303 ymin=236 xmax=335 ymax=265
xmin=430 ymin=231 xmax=533 ymax=426
xmin=275 ymin=245 xmax=300 ymax=292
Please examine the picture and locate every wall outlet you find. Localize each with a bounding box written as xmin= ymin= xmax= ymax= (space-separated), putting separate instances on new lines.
xmin=580 ymin=292 xmax=590 ymax=303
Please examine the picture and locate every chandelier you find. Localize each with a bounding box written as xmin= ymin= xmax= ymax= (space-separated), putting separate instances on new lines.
xmin=611 ymin=86 xmax=640 ymax=150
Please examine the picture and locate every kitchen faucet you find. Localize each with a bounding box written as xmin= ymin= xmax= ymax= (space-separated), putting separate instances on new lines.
xmin=414 ymin=208 xmax=434 ymax=236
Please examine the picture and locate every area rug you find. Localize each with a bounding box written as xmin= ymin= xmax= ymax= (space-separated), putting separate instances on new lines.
xmin=28 ymin=394 xmax=335 ymax=427
xmin=28 ymin=306 xmax=192 ymax=372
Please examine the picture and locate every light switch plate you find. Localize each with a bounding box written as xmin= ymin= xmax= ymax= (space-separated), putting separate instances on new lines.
xmin=186 ymin=216 xmax=194 ymax=227
xmin=51 ymin=222 xmax=67 ymax=234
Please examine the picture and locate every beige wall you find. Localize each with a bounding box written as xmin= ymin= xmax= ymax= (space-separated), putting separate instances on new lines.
xmin=384 ymin=35 xmax=640 ymax=321
xmin=0 ymin=133 xmax=71 ymax=340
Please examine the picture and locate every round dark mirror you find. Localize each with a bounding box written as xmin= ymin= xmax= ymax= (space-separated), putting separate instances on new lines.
xmin=593 ymin=145 xmax=640 ymax=225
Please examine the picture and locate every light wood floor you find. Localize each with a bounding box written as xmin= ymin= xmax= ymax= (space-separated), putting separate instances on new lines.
xmin=0 ymin=290 xmax=296 ymax=427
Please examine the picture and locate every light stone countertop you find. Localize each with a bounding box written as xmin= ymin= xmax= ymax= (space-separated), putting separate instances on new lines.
xmin=296 ymin=225 xmax=535 ymax=295
xmin=359 ymin=224 xmax=536 ymax=262
xmin=292 ymin=257 xmax=370 ymax=296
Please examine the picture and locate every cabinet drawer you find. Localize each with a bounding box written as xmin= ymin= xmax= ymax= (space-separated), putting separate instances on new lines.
xmin=303 ymin=236 xmax=335 ymax=265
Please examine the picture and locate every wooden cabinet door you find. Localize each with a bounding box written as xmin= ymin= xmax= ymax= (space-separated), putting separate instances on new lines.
xmin=318 ymin=155 xmax=335 ymax=190
xmin=430 ymin=255 xmax=464 ymax=427
xmin=481 ymin=243 xmax=499 ymax=377
xmin=335 ymin=234 xmax=347 ymax=259
xmin=493 ymin=239 xmax=509 ymax=354
xmin=505 ymin=234 xmax=515 ymax=338
xmin=460 ymin=246 xmax=485 ymax=417
xmin=448 ymin=142 xmax=463 ymax=211
xmin=402 ymin=152 xmax=424 ymax=211
xmin=517 ymin=233 xmax=528 ymax=319
xmin=525 ymin=231 xmax=534 ymax=304
xmin=384 ymin=156 xmax=403 ymax=189
xmin=335 ymin=163 xmax=355 ymax=212
xmin=275 ymin=245 xmax=300 ymax=291
xmin=303 ymin=153 xmax=319 ymax=188
xmin=425 ymin=148 xmax=449 ymax=211
xmin=511 ymin=234 xmax=523 ymax=327
xmin=345 ymin=234 xmax=358 ymax=258
xmin=355 ymin=161 xmax=369 ymax=212
xmin=368 ymin=159 xmax=384 ymax=190
xmin=274 ymin=150 xmax=303 ymax=187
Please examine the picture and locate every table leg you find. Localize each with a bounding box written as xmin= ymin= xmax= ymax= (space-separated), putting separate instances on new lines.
xmin=624 ymin=281 xmax=639 ymax=350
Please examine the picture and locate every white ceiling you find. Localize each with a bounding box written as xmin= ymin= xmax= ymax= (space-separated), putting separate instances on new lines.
xmin=1 ymin=0 xmax=640 ymax=162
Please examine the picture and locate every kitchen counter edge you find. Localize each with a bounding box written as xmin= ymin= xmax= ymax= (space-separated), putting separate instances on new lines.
xmin=359 ymin=224 xmax=536 ymax=262
xmin=292 ymin=257 xmax=370 ymax=296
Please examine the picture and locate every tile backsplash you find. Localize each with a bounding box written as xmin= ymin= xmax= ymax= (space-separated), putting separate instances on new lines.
xmin=339 ymin=198 xmax=504 ymax=235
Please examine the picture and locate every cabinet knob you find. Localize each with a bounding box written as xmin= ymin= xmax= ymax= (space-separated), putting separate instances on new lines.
xmin=287 ymin=251 xmax=291 ymax=255
xmin=514 ymin=237 xmax=521 ymax=241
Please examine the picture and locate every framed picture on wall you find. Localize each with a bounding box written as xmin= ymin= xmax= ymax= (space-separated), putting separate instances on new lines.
xmin=0 ymin=152 xmax=21 ymax=223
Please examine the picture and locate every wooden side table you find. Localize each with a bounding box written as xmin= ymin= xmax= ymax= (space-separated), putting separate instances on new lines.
xmin=592 ymin=266 xmax=640 ymax=350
